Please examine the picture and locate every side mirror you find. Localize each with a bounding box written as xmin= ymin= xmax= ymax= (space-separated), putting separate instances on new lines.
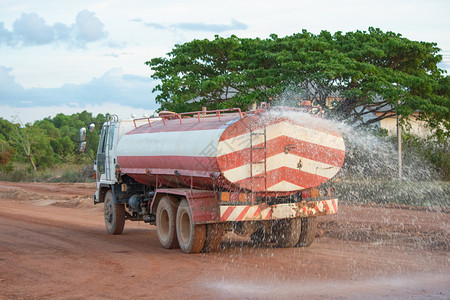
xmin=79 ymin=127 xmax=86 ymax=142
xmin=79 ymin=141 xmax=87 ymax=152
xmin=89 ymin=123 xmax=95 ymax=132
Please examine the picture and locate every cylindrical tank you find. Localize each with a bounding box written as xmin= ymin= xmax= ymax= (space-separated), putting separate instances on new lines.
xmin=116 ymin=107 xmax=345 ymax=195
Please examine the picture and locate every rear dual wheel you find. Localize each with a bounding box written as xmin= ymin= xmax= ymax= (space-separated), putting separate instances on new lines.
xmin=272 ymin=218 xmax=302 ymax=248
xmin=156 ymin=196 xmax=180 ymax=249
xmin=176 ymin=199 xmax=206 ymax=253
xmin=203 ymin=223 xmax=224 ymax=252
xmin=157 ymin=197 xmax=223 ymax=253
xmin=251 ymin=217 xmax=317 ymax=248
xmin=296 ymin=217 xmax=317 ymax=247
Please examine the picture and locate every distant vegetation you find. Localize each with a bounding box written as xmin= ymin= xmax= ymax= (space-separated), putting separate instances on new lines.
xmin=0 ymin=111 xmax=106 ymax=182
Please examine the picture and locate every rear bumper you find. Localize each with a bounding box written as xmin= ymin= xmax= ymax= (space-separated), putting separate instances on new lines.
xmin=219 ymin=198 xmax=338 ymax=222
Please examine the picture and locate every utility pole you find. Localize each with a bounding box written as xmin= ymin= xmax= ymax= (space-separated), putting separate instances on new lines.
xmin=397 ymin=101 xmax=402 ymax=178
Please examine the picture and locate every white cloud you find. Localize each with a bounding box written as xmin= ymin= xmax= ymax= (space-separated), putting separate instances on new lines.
xmin=139 ymin=18 xmax=248 ymax=32
xmin=0 ymin=66 xmax=25 ymax=94
xmin=73 ymin=10 xmax=107 ymax=45
xmin=0 ymin=22 xmax=12 ymax=44
xmin=12 ymin=13 xmax=54 ymax=45
xmin=0 ymin=10 xmax=108 ymax=48
xmin=0 ymin=66 xmax=158 ymax=111
xmin=53 ymin=22 xmax=71 ymax=41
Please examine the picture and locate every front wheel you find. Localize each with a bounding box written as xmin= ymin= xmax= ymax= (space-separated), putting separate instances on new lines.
xmin=104 ymin=190 xmax=125 ymax=235
xmin=176 ymin=199 xmax=206 ymax=254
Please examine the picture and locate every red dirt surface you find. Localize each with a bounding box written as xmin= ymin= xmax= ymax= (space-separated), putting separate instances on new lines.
xmin=0 ymin=182 xmax=448 ymax=299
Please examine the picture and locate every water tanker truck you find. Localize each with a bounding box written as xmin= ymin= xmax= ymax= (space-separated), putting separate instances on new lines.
xmin=80 ymin=104 xmax=345 ymax=253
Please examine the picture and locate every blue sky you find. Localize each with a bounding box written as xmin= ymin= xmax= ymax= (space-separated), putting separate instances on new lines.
xmin=1 ymin=0 xmax=449 ymax=123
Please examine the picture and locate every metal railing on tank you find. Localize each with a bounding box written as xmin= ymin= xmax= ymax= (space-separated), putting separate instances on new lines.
xmin=132 ymin=107 xmax=243 ymax=128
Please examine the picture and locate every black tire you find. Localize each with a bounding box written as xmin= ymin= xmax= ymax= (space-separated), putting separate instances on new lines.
xmin=296 ymin=217 xmax=317 ymax=247
xmin=202 ymin=223 xmax=223 ymax=253
xmin=156 ymin=196 xmax=179 ymax=249
xmin=250 ymin=227 xmax=267 ymax=245
xmin=104 ymin=190 xmax=125 ymax=235
xmin=176 ymin=199 xmax=206 ymax=254
xmin=272 ymin=218 xmax=301 ymax=248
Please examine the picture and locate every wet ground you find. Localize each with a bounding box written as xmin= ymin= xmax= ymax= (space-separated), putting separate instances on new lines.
xmin=0 ymin=182 xmax=448 ymax=299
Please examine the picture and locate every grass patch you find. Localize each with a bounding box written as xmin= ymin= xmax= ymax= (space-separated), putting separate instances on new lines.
xmin=0 ymin=163 xmax=95 ymax=183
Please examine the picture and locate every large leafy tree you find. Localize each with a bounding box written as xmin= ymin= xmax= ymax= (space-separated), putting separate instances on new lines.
xmin=146 ymin=28 xmax=449 ymax=136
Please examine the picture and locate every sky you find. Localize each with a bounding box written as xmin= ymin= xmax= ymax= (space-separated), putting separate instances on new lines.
xmin=0 ymin=0 xmax=449 ymax=124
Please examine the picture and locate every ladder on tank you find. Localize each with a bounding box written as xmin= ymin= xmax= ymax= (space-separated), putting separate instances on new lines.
xmin=249 ymin=118 xmax=268 ymax=204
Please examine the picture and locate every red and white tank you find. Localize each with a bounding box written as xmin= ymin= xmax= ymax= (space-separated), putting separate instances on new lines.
xmin=116 ymin=107 xmax=345 ymax=195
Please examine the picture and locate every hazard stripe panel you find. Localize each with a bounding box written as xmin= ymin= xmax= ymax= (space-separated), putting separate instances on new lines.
xmin=218 ymin=120 xmax=345 ymax=154
xmin=218 ymin=115 xmax=343 ymax=141
xmin=217 ymin=135 xmax=345 ymax=171
xmin=223 ymin=153 xmax=341 ymax=182
xmin=234 ymin=167 xmax=329 ymax=192
xmin=220 ymin=199 xmax=338 ymax=221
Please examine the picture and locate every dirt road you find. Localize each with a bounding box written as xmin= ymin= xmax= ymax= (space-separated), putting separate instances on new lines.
xmin=0 ymin=182 xmax=448 ymax=299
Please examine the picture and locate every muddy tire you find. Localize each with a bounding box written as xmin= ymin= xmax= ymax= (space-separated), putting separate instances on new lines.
xmin=296 ymin=217 xmax=317 ymax=247
xmin=272 ymin=218 xmax=301 ymax=248
xmin=104 ymin=190 xmax=125 ymax=235
xmin=250 ymin=227 xmax=267 ymax=245
xmin=176 ymin=199 xmax=206 ymax=254
xmin=156 ymin=196 xmax=179 ymax=249
xmin=202 ymin=223 xmax=223 ymax=253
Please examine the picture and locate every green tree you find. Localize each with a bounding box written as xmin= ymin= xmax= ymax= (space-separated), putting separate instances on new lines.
xmin=0 ymin=111 xmax=108 ymax=177
xmin=45 ymin=111 xmax=106 ymax=160
xmin=146 ymin=28 xmax=449 ymax=137
xmin=0 ymin=118 xmax=16 ymax=171
xmin=9 ymin=123 xmax=39 ymax=172
xmin=0 ymin=138 xmax=14 ymax=169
